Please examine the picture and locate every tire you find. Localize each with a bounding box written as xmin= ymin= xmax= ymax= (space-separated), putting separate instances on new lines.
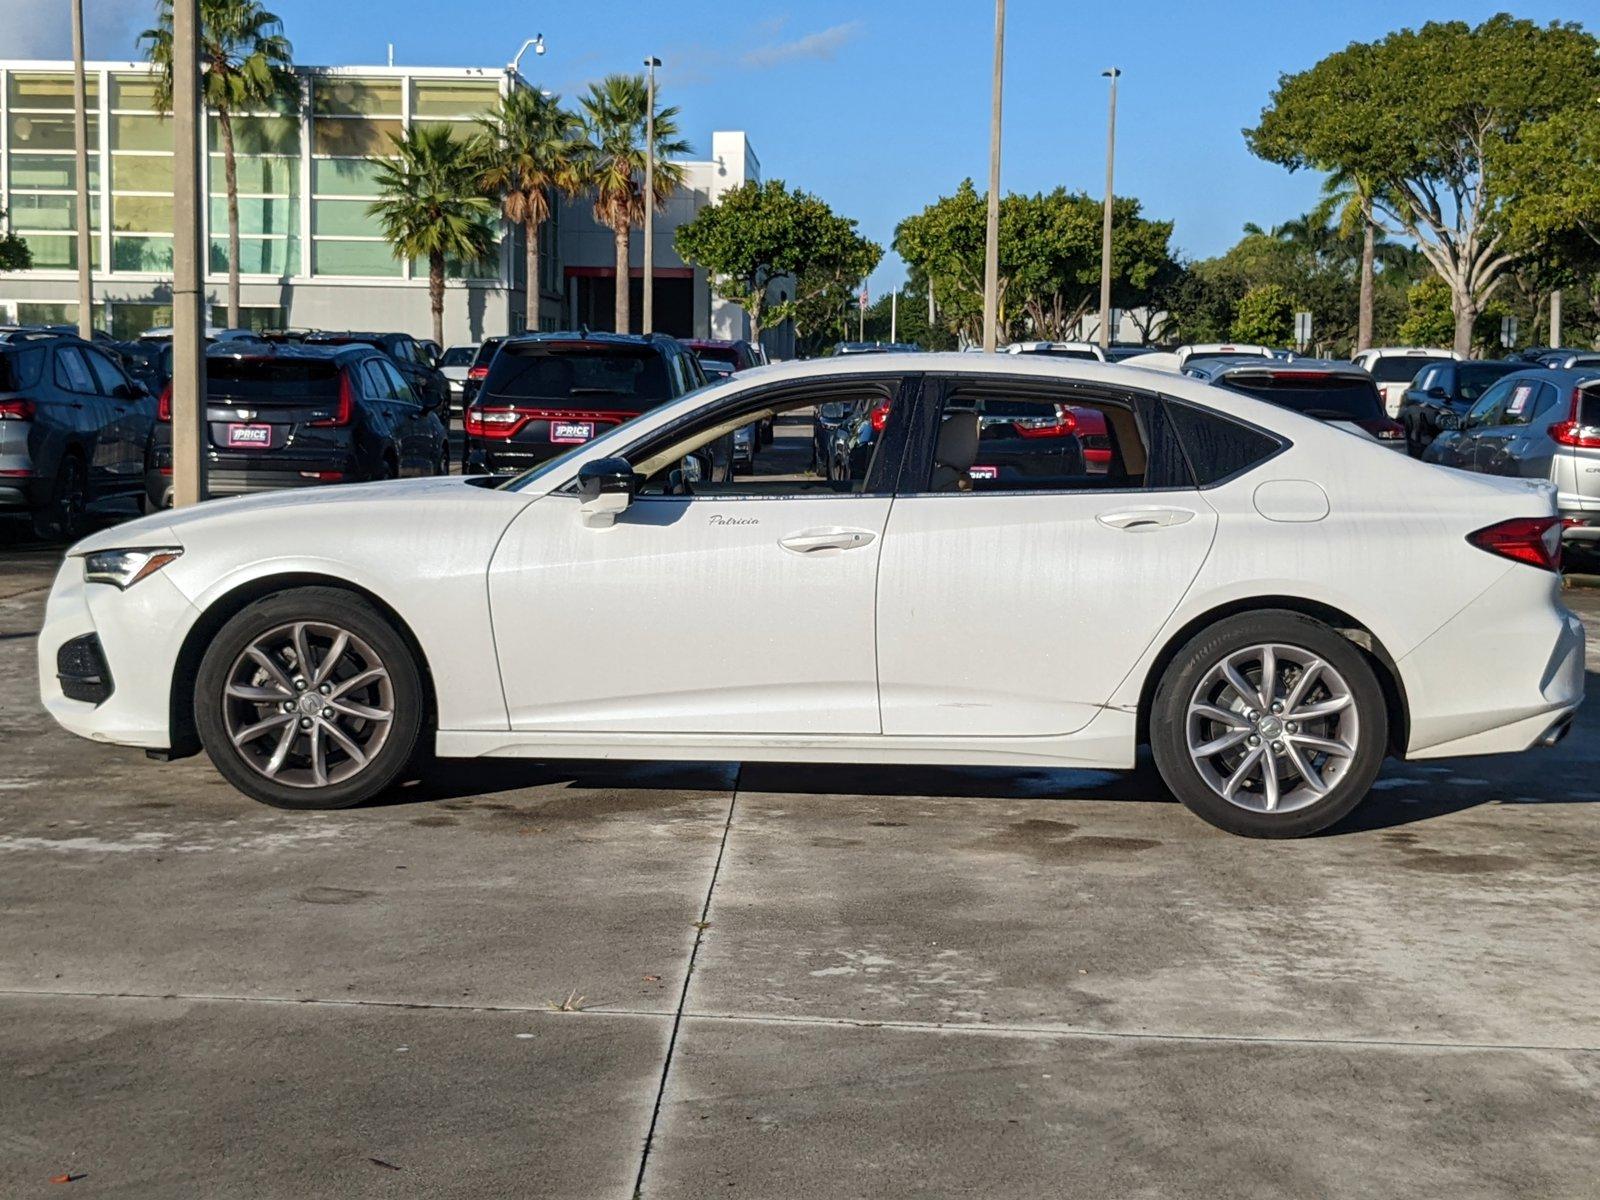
xmin=1149 ymin=610 xmax=1387 ymax=838
xmin=194 ymin=587 xmax=425 ymax=810
xmin=32 ymin=452 xmax=88 ymax=541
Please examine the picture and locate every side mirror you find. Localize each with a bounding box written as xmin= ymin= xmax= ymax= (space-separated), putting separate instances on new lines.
xmin=1427 ymin=387 xmax=1450 ymax=401
xmin=577 ymin=457 xmax=637 ymax=528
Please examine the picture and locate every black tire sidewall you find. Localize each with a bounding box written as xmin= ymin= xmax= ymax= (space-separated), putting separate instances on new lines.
xmin=194 ymin=587 xmax=424 ymax=810
xmin=1151 ymin=610 xmax=1388 ymax=839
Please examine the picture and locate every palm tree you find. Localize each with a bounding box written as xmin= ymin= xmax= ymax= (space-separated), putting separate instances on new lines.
xmin=1314 ymin=168 xmax=1381 ymax=352
xmin=368 ymin=126 xmax=497 ymax=348
xmin=474 ymin=89 xmax=582 ymax=333
xmin=141 ymin=0 xmax=294 ymax=329
xmin=577 ymin=74 xmax=688 ymax=334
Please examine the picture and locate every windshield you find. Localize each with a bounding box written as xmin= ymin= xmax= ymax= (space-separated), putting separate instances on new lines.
xmin=1455 ymin=362 xmax=1521 ymax=401
xmin=483 ymin=345 xmax=672 ymax=410
xmin=1369 ymin=355 xmax=1449 ymax=383
xmin=1221 ymin=372 xmax=1385 ymax=421
xmin=439 ymin=346 xmax=476 ymax=367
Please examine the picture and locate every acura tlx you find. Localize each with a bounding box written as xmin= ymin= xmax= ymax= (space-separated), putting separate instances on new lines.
xmin=38 ymin=353 xmax=1584 ymax=838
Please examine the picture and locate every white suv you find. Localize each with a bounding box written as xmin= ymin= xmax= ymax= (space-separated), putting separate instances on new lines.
xmin=1352 ymin=347 xmax=1463 ymax=417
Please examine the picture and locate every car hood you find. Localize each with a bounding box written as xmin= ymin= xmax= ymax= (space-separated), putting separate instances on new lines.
xmin=68 ymin=475 xmax=501 ymax=554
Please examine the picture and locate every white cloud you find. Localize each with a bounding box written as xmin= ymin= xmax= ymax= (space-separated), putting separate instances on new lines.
xmin=0 ymin=0 xmax=150 ymax=61
xmin=741 ymin=20 xmax=863 ymax=69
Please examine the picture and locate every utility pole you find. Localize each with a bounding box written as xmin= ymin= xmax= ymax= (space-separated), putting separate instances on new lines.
xmin=70 ymin=0 xmax=93 ymax=340
xmin=1551 ymin=289 xmax=1563 ymax=349
xmin=642 ymin=56 xmax=661 ymax=335
xmin=981 ymin=0 xmax=1005 ymax=352
xmin=1097 ymin=67 xmax=1121 ymax=352
xmin=171 ymin=0 xmax=206 ymax=507
xmin=890 ymin=288 xmax=898 ymax=344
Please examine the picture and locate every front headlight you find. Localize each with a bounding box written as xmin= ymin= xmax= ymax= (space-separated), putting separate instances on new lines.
xmin=82 ymin=547 xmax=183 ymax=590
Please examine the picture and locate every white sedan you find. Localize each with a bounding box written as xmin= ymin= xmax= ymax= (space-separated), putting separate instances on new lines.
xmin=37 ymin=353 xmax=1584 ymax=838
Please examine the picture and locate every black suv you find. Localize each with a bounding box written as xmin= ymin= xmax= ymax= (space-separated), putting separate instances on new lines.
xmin=302 ymin=331 xmax=452 ymax=414
xmin=144 ymin=343 xmax=449 ymax=508
xmin=0 ymin=329 xmax=155 ymax=537
xmin=464 ymin=332 xmax=717 ymax=476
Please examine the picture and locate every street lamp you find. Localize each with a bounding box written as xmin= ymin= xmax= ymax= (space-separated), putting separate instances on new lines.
xmin=508 ymin=34 xmax=545 ymax=77
xmin=1097 ymin=67 xmax=1121 ymax=351
xmin=981 ymin=0 xmax=1006 ymax=352
xmin=640 ymin=56 xmax=659 ymax=336
xmin=70 ymin=0 xmax=92 ymax=341
xmin=171 ymin=0 xmax=206 ymax=506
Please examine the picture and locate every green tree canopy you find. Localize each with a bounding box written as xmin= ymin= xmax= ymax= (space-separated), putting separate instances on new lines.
xmin=368 ymin=125 xmax=497 ymax=347
xmin=1230 ymin=283 xmax=1296 ymax=345
xmin=674 ymin=179 xmax=881 ymax=344
xmin=894 ymin=180 xmax=1179 ymax=345
xmin=1246 ymin=14 xmax=1600 ymax=355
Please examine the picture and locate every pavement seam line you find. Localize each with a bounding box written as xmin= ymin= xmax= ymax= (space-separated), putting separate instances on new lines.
xmin=1 ymin=988 xmax=1594 ymax=1055
xmin=630 ymin=770 xmax=740 ymax=1200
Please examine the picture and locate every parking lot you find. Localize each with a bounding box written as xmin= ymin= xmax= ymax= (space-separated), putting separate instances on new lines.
xmin=0 ymin=527 xmax=1595 ymax=1198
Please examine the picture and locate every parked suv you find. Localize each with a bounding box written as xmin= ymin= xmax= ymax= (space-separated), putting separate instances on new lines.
xmin=144 ymin=343 xmax=449 ymax=508
xmin=464 ymin=332 xmax=717 ymax=477
xmin=1187 ymin=357 xmax=1406 ymax=449
xmin=1424 ymin=367 xmax=1600 ymax=554
xmin=1397 ymin=359 xmax=1523 ymax=456
xmin=0 ymin=330 xmax=155 ymax=537
xmin=302 ymin=331 xmax=452 ymax=414
xmin=1351 ymin=347 xmax=1462 ymax=417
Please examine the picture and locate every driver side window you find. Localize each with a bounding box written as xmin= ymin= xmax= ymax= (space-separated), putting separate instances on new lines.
xmin=1463 ymin=378 xmax=1516 ymax=428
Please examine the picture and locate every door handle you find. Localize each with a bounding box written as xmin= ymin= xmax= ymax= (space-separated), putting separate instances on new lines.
xmin=779 ymin=528 xmax=877 ymax=554
xmin=1096 ymin=507 xmax=1196 ymax=532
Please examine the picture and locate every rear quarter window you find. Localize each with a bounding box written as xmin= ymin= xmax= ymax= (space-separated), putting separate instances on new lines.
xmin=0 ymin=346 xmax=46 ymax=390
xmin=1164 ymin=399 xmax=1285 ymax=486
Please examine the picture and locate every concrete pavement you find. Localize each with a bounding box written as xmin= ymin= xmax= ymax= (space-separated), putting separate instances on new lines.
xmin=1 ymin=538 xmax=1597 ymax=1197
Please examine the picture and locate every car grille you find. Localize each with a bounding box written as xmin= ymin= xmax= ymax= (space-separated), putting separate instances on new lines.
xmin=57 ymin=633 xmax=113 ymax=705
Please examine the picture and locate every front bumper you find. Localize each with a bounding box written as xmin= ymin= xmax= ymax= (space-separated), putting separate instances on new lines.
xmin=38 ymin=554 xmax=198 ymax=749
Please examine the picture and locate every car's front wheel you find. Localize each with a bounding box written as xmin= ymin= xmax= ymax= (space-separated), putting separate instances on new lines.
xmin=1150 ymin=611 xmax=1387 ymax=838
xmin=194 ymin=587 xmax=425 ymax=809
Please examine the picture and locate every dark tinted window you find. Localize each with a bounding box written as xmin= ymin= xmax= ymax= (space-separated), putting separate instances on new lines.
xmin=1218 ymin=371 xmax=1384 ymax=421
xmin=1165 ymin=399 xmax=1284 ymax=486
xmin=1454 ymin=362 xmax=1520 ymax=401
xmin=1369 ymin=355 xmax=1449 ymax=383
xmin=485 ymin=345 xmax=672 ymax=410
xmin=0 ymin=346 xmax=46 ymax=390
xmin=439 ymin=346 xmax=476 ymax=367
xmin=83 ymin=348 xmax=129 ymax=394
xmin=1577 ymin=385 xmax=1600 ymax=428
xmin=1017 ymin=347 xmax=1098 ymax=360
xmin=471 ymin=338 xmax=504 ymax=369
xmin=206 ymin=356 xmax=341 ymax=401
xmin=693 ymin=345 xmax=740 ymax=366
xmin=380 ymin=360 xmax=416 ymax=402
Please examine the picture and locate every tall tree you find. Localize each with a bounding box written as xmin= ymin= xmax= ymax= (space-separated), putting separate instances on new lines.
xmin=0 ymin=207 xmax=31 ymax=272
xmin=475 ymin=88 xmax=581 ymax=333
xmin=141 ymin=0 xmax=295 ymax=329
xmin=1230 ymin=283 xmax=1296 ymax=345
xmin=577 ymin=74 xmax=688 ymax=334
xmin=1312 ymin=168 xmax=1384 ymax=352
xmin=674 ymin=179 xmax=881 ymax=345
xmin=368 ymin=126 xmax=497 ymax=348
xmin=1247 ymin=15 xmax=1600 ymax=355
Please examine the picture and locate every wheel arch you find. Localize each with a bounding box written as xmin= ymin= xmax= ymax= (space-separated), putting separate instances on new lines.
xmin=165 ymin=572 xmax=438 ymax=760
xmin=1135 ymin=596 xmax=1410 ymax=756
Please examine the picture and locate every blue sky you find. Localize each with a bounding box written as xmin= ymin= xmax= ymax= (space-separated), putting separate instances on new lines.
xmin=26 ymin=0 xmax=1593 ymax=293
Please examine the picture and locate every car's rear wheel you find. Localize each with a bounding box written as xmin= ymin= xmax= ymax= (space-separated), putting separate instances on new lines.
xmin=1150 ymin=611 xmax=1387 ymax=838
xmin=32 ymin=452 xmax=87 ymax=541
xmin=194 ymin=587 xmax=424 ymax=810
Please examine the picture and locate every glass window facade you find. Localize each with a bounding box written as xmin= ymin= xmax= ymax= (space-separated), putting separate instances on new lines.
xmin=3 ymin=65 xmax=507 ymax=289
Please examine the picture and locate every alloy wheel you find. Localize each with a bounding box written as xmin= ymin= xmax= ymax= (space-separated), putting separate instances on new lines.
xmin=1185 ymin=642 xmax=1360 ymax=815
xmin=221 ymin=621 xmax=394 ymax=789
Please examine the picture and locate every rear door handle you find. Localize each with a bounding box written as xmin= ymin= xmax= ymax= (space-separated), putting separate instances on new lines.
xmin=779 ymin=528 xmax=877 ymax=554
xmin=1096 ymin=507 xmax=1196 ymax=532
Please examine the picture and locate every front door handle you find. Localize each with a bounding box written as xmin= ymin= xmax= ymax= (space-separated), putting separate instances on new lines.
xmin=779 ymin=528 xmax=877 ymax=555
xmin=1096 ymin=507 xmax=1196 ymax=532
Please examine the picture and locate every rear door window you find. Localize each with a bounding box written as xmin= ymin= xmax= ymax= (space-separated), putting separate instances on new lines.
xmin=380 ymin=360 xmax=418 ymax=403
xmin=83 ymin=347 xmax=130 ymax=395
xmin=53 ymin=346 xmax=98 ymax=394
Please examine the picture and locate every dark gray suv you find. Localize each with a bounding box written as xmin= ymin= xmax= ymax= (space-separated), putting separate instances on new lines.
xmin=0 ymin=330 xmax=155 ymax=537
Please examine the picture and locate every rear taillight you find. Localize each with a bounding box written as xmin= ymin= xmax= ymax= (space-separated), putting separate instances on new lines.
xmin=464 ymin=407 xmax=529 ymax=439
xmin=869 ymin=401 xmax=891 ymax=434
xmin=1549 ymin=387 xmax=1600 ymax=448
xmin=1467 ymin=516 xmax=1562 ymax=572
xmin=310 ymin=371 xmax=355 ymax=428
xmin=1015 ymin=406 xmax=1079 ymax=439
xmin=157 ymin=384 xmax=172 ymax=422
xmin=468 ymin=364 xmax=489 ymax=380
xmin=0 ymin=398 xmax=35 ymax=421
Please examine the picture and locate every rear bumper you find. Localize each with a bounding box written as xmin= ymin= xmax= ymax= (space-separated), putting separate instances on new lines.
xmin=145 ymin=452 xmax=358 ymax=507
xmin=1400 ymin=565 xmax=1585 ymax=758
xmin=465 ymin=439 xmax=568 ymax=476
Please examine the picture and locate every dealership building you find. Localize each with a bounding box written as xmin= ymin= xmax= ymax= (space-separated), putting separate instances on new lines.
xmin=0 ymin=60 xmax=781 ymax=351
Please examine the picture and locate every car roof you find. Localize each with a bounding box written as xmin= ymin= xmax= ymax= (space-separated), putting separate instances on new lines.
xmin=206 ymin=341 xmax=370 ymax=361
xmin=1358 ymin=346 xmax=1458 ymax=357
xmin=501 ymin=330 xmax=682 ymax=353
xmin=1184 ymin=356 xmax=1372 ymax=381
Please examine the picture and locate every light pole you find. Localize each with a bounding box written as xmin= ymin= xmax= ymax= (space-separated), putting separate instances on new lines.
xmin=981 ymin=0 xmax=1006 ymax=352
xmin=171 ymin=0 xmax=206 ymax=507
xmin=1097 ymin=67 xmax=1120 ymax=351
xmin=70 ymin=0 xmax=92 ymax=340
xmin=642 ymin=56 xmax=661 ymax=335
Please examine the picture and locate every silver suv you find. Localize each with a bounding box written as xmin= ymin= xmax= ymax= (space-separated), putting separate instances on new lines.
xmin=1424 ymin=367 xmax=1600 ymax=554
